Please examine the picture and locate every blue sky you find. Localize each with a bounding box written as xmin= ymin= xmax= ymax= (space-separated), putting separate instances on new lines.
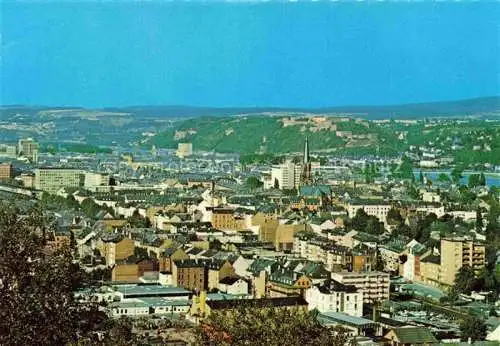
xmin=1 ymin=1 xmax=499 ymax=108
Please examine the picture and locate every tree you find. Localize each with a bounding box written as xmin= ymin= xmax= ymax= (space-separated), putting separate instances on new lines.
xmin=387 ymin=208 xmax=404 ymax=226
xmin=479 ymin=172 xmax=486 ymax=186
xmin=452 ymin=266 xmax=476 ymax=295
xmin=398 ymin=156 xmax=414 ymax=180
xmin=468 ymin=174 xmax=482 ymax=188
xmin=350 ymin=209 xmax=369 ymax=231
xmin=437 ymin=173 xmax=451 ymax=183
xmin=245 ymin=176 xmax=263 ymax=190
xmin=374 ymin=247 xmax=385 ymax=271
xmin=80 ymin=198 xmax=102 ymax=219
xmin=274 ymin=178 xmax=279 ymax=189
xmin=418 ymin=171 xmax=424 ymax=184
xmin=476 ymin=208 xmax=483 ymax=231
xmin=127 ymin=209 xmax=151 ymax=228
xmin=195 ymin=305 xmax=352 ymax=346
xmin=106 ymin=316 xmax=135 ymax=345
xmin=459 ymin=316 xmax=487 ymax=342
xmin=490 ymin=307 xmax=498 ymax=317
xmin=0 ymin=206 xmax=108 ymax=345
xmin=451 ymin=167 xmax=463 ymax=184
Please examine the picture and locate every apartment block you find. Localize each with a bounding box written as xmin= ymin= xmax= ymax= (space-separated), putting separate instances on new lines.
xmin=34 ymin=168 xmax=84 ymax=193
xmin=252 ymin=211 xmax=279 ymax=243
xmin=211 ymin=207 xmax=245 ymax=230
xmin=18 ymin=138 xmax=39 ymax=163
xmin=177 ymin=142 xmax=193 ymax=158
xmin=293 ymin=233 xmax=375 ymax=272
xmin=419 ymin=238 xmax=485 ymax=288
xmin=98 ymin=235 xmax=135 ymax=266
xmin=305 ymin=281 xmax=363 ymax=317
xmin=346 ymin=201 xmax=391 ymax=225
xmin=440 ymin=237 xmax=485 ymax=286
xmin=0 ymin=163 xmax=13 ymax=180
xmin=172 ymin=259 xmax=208 ymax=292
xmin=271 ymin=160 xmax=301 ymax=190
xmin=84 ymin=172 xmax=110 ymax=192
xmin=0 ymin=144 xmax=17 ymax=158
xmin=331 ymin=271 xmax=390 ymax=304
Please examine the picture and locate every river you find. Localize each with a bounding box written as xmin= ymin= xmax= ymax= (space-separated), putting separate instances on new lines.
xmin=413 ymin=170 xmax=500 ymax=187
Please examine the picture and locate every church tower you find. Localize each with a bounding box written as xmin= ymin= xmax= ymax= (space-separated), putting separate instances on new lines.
xmin=300 ymin=136 xmax=312 ymax=185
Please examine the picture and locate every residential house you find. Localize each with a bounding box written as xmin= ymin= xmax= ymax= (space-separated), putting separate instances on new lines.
xmin=172 ymin=259 xmax=208 ymax=292
xmin=159 ymin=246 xmax=189 ymax=272
xmin=218 ymin=277 xmax=249 ymax=295
xmin=207 ymin=259 xmax=234 ymax=291
xmin=305 ymin=280 xmax=363 ymax=316
xmin=98 ymin=234 xmax=135 ymax=266
xmin=266 ymin=268 xmax=311 ymax=298
xmin=384 ymin=327 xmax=437 ymax=346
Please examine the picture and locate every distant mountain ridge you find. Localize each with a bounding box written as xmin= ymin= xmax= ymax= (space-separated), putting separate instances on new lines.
xmin=2 ymin=96 xmax=500 ymax=119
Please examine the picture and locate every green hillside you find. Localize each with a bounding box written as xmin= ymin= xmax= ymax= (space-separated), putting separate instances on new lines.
xmin=148 ymin=115 xmax=396 ymax=155
xmin=147 ymin=115 xmax=500 ymax=167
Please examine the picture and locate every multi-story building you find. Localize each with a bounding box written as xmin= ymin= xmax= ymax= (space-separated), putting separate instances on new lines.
xmin=211 ymin=207 xmax=245 ymax=230
xmin=293 ymin=233 xmax=375 ymax=272
xmin=401 ymin=240 xmax=428 ymax=282
xmin=0 ymin=163 xmax=13 ymax=180
xmin=420 ymin=238 xmax=485 ymax=288
xmin=20 ymin=172 xmax=35 ymax=188
xmin=18 ymin=138 xmax=39 ymax=163
xmin=305 ymin=280 xmax=363 ymax=316
xmin=271 ymin=160 xmax=301 ymax=190
xmin=159 ymin=247 xmax=189 ymax=272
xmin=346 ymin=201 xmax=391 ymax=225
xmin=34 ymin=168 xmax=84 ymax=193
xmin=172 ymin=259 xmax=208 ymax=292
xmin=112 ymin=259 xmax=159 ymax=282
xmin=0 ymin=144 xmax=17 ymax=158
xmin=45 ymin=229 xmax=71 ymax=252
xmin=177 ymin=142 xmax=193 ymax=158
xmin=207 ymin=259 xmax=234 ymax=291
xmin=266 ymin=268 xmax=312 ymax=298
xmin=252 ymin=211 xmax=279 ymax=243
xmin=84 ymin=172 xmax=110 ymax=192
xmin=98 ymin=235 xmax=135 ymax=266
xmin=331 ymin=271 xmax=390 ymax=304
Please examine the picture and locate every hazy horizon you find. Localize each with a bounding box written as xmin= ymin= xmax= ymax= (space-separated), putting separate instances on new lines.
xmin=1 ymin=95 xmax=500 ymax=110
xmin=2 ymin=2 xmax=499 ymax=108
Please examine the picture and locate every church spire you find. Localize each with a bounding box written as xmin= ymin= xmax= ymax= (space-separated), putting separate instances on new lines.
xmin=303 ymin=136 xmax=310 ymax=164
xmin=300 ymin=136 xmax=312 ymax=185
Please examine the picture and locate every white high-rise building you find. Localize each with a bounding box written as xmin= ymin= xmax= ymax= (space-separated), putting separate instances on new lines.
xmin=177 ymin=143 xmax=193 ymax=158
xmin=271 ymin=160 xmax=301 ymax=190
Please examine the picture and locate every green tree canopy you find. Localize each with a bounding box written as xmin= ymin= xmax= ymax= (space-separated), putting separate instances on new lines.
xmin=127 ymin=209 xmax=151 ymax=228
xmin=452 ymin=266 xmax=477 ymax=295
xmin=437 ymin=173 xmax=451 ymax=182
xmin=451 ymin=167 xmax=463 ymax=184
xmin=387 ymin=208 xmax=404 ymax=226
xmin=459 ymin=316 xmax=487 ymax=342
xmin=0 ymin=207 xmax=108 ymax=345
xmin=196 ymin=305 xmax=351 ymax=346
xmin=245 ymin=176 xmax=264 ymax=190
